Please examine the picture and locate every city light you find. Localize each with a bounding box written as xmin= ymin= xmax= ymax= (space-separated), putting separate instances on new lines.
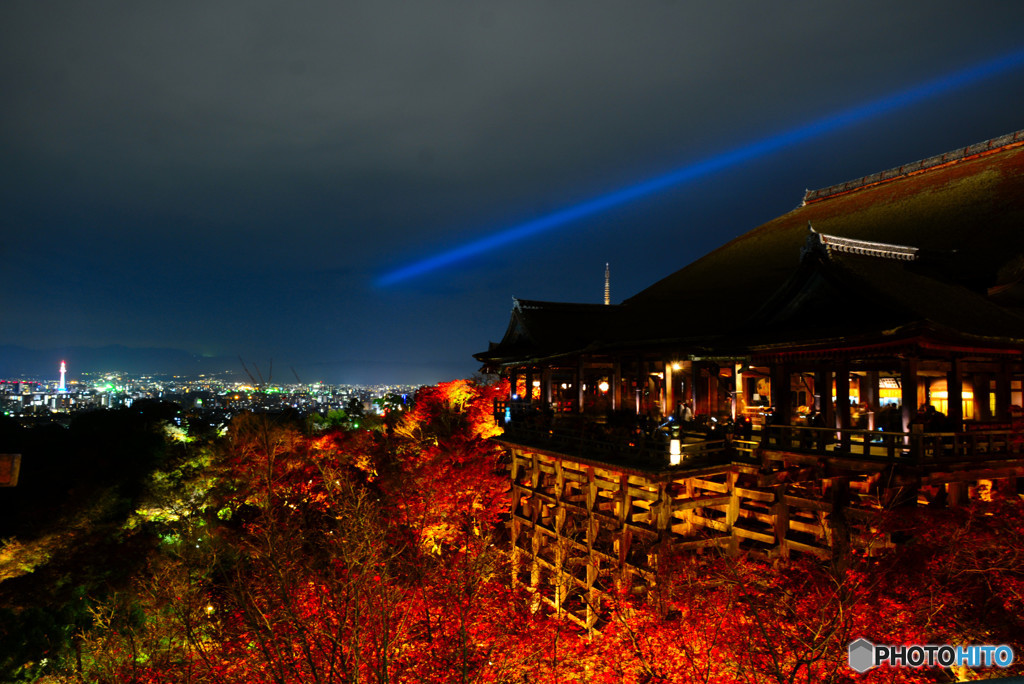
xmin=0 ymin=370 xmax=420 ymax=426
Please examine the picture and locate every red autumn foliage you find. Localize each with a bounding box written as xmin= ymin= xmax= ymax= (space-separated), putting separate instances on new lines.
xmin=68 ymin=379 xmax=1024 ymax=684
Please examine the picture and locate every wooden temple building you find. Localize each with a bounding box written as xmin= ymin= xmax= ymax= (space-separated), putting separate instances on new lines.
xmin=474 ymin=130 xmax=1024 ymax=629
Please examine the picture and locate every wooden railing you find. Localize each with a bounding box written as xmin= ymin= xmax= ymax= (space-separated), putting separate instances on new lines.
xmin=917 ymin=430 xmax=1024 ymax=461
xmin=762 ymin=425 xmax=1024 ymax=462
xmin=762 ymin=425 xmax=909 ymax=459
xmin=497 ymin=421 xmax=729 ymax=469
xmin=494 ymin=399 xmax=1024 ymax=466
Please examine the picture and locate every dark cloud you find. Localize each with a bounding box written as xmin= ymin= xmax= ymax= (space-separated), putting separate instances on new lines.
xmin=3 ymin=1 xmax=1024 ymax=382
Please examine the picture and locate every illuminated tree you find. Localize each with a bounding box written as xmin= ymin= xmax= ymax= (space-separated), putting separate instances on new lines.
xmin=12 ymin=379 xmax=1024 ymax=684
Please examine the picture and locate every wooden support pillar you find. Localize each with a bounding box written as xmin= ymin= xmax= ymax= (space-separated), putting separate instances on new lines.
xmin=586 ymin=560 xmax=599 ymax=630
xmin=726 ymin=470 xmax=740 ymax=557
xmin=691 ymin=362 xmax=703 ymax=416
xmin=770 ymin=363 xmax=790 ymax=422
xmin=680 ymin=478 xmax=695 ymax=536
xmin=552 ymin=517 xmax=565 ymax=611
xmin=770 ymin=363 xmax=791 ymax=448
xmin=614 ymin=474 xmax=632 ymax=592
xmin=816 ymin=364 xmax=834 ymax=428
xmin=664 ymin=360 xmax=675 ymax=418
xmin=685 ymin=360 xmax=696 ymax=408
xmin=530 ymin=525 xmax=542 ymax=611
xmin=586 ymin=467 xmax=597 ymax=512
xmin=827 ymin=476 xmax=851 ymax=573
xmin=901 ymin=357 xmax=919 ymax=433
xmin=745 ymin=376 xmax=757 ymax=410
xmin=835 ymin=360 xmax=850 ymax=430
xmin=509 ymin=367 xmax=519 ymax=401
xmin=947 ymin=358 xmax=963 ymax=429
xmin=975 ymin=373 xmax=992 ymax=421
xmin=577 ymin=356 xmax=586 ymax=414
xmin=655 ymin=483 xmax=672 ymax=532
xmin=773 ymin=484 xmax=790 ymax=562
xmin=524 ymin=367 xmax=534 ymax=406
xmin=650 ymin=482 xmax=673 ymax=585
xmin=864 ymin=370 xmax=880 ymax=431
xmin=542 ymin=368 xmax=552 ymax=406
xmin=995 ymin=363 xmax=1011 ymax=422
xmin=510 ymin=450 xmax=524 ymax=483
xmin=708 ymin=367 xmax=720 ymax=418
xmin=612 ymin=357 xmax=622 ymax=411
xmin=585 ymin=467 xmax=600 ymax=630
xmin=733 ymin=363 xmax=743 ymax=421
xmin=511 ymin=514 xmax=522 ymax=584
xmin=835 ymin=359 xmax=851 ymax=453
xmin=637 ymin=356 xmax=648 ymax=416
xmin=528 ymin=454 xmax=545 ymax=612
xmin=554 ymin=460 xmax=565 ymax=504
xmin=627 ymin=356 xmax=637 ymax=414
xmin=654 ymin=360 xmax=665 ymax=418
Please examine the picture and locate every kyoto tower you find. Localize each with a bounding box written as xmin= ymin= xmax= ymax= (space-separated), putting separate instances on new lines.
xmin=58 ymin=360 xmax=66 ymax=391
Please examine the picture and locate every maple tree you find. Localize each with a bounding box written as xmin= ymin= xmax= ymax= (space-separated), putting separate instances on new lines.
xmin=9 ymin=380 xmax=1024 ymax=683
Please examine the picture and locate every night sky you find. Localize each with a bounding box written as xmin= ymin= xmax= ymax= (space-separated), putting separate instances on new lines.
xmin=3 ymin=2 xmax=1024 ymax=385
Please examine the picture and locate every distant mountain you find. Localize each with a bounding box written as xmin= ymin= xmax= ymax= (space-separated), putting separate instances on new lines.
xmin=0 ymin=345 xmax=244 ymax=380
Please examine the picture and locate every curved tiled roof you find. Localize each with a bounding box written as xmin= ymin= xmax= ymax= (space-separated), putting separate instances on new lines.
xmin=478 ymin=133 xmax=1024 ymax=366
xmin=802 ymin=130 xmax=1024 ymax=204
xmin=748 ymin=236 xmax=1024 ymax=348
xmin=625 ymin=136 xmax=1024 ymax=323
xmin=809 ymin=231 xmax=919 ymax=261
xmin=475 ymin=299 xmax=627 ymax=365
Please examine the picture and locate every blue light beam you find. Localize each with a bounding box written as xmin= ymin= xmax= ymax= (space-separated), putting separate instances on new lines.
xmin=377 ymin=48 xmax=1024 ymax=286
